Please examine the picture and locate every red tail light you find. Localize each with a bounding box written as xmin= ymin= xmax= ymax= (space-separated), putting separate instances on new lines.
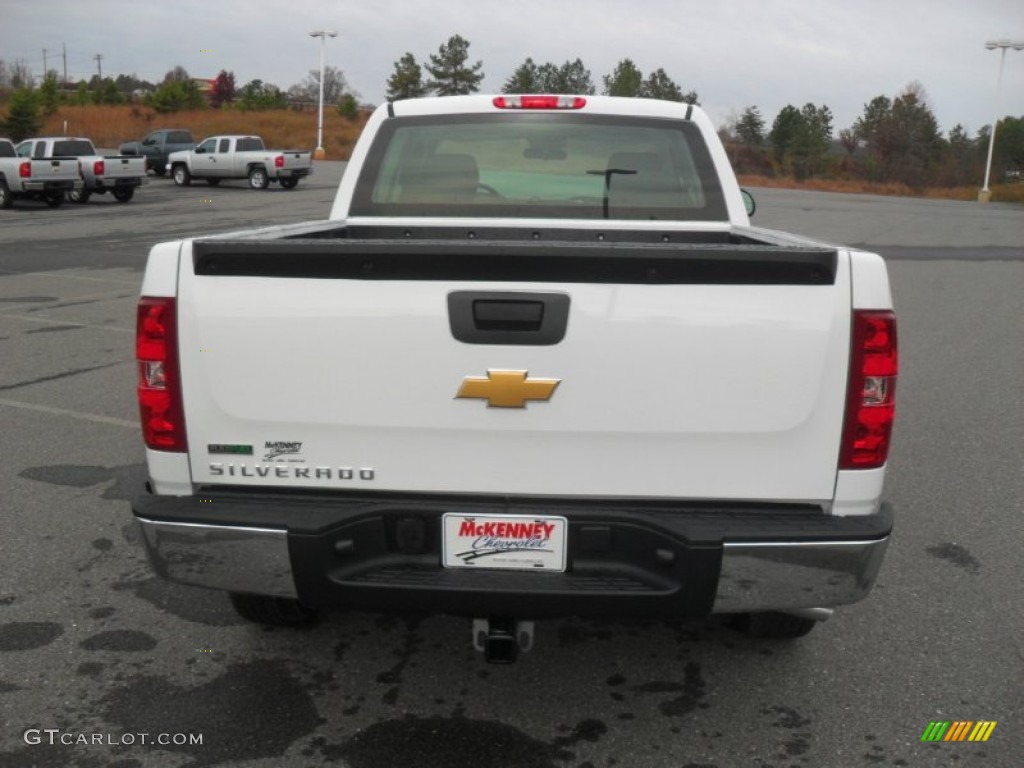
xmin=840 ymin=310 xmax=898 ymax=469
xmin=493 ymin=95 xmax=587 ymax=110
xmin=93 ymin=160 xmax=105 ymax=176
xmin=274 ymin=155 xmax=284 ymax=168
xmin=136 ymin=297 xmax=187 ymax=452
xmin=19 ymin=161 xmax=31 ymax=178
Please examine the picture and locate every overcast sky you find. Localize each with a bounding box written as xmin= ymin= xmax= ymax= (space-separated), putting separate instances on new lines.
xmin=2 ymin=0 xmax=1022 ymax=136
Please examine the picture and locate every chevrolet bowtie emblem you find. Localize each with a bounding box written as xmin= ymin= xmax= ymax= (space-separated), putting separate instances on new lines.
xmin=456 ymin=370 xmax=561 ymax=408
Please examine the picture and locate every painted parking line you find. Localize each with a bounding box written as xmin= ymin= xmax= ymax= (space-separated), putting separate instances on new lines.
xmin=0 ymin=397 xmax=137 ymax=429
xmin=0 ymin=314 xmax=132 ymax=333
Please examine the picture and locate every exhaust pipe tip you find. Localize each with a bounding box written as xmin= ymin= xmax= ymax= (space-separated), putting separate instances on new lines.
xmin=782 ymin=607 xmax=834 ymax=623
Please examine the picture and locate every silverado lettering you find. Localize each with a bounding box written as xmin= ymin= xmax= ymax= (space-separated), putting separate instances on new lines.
xmin=133 ymin=94 xmax=897 ymax=657
xmin=209 ymin=464 xmax=374 ymax=480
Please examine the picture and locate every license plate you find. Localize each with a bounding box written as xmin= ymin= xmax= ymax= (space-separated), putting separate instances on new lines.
xmin=442 ymin=513 xmax=567 ymax=572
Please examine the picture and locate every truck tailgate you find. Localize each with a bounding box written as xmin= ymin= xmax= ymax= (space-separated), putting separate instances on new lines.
xmin=101 ymin=156 xmax=146 ymax=179
xmin=29 ymin=159 xmax=79 ymax=181
xmin=279 ymin=151 xmax=311 ymax=170
xmin=176 ymin=240 xmax=851 ymax=503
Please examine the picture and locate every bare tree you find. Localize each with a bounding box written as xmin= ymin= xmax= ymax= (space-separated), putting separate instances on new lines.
xmin=163 ymin=66 xmax=191 ymax=84
xmin=289 ymin=66 xmax=353 ymax=105
xmin=9 ymin=59 xmax=33 ymax=89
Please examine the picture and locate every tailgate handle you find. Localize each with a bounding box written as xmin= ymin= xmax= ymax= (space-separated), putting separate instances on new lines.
xmin=448 ymin=291 xmax=569 ymax=345
xmin=473 ymin=299 xmax=544 ymax=331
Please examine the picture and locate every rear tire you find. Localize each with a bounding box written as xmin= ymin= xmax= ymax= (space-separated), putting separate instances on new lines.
xmin=0 ymin=180 xmax=12 ymax=209
xmin=229 ymin=593 xmax=319 ymax=626
xmin=112 ymin=187 xmax=135 ymax=203
xmin=152 ymin=164 xmax=167 ymax=177
xmin=247 ymin=166 xmax=269 ymax=190
xmin=43 ymin=191 xmax=64 ymax=208
xmin=68 ymin=187 xmax=91 ymax=204
xmin=172 ymin=164 xmax=191 ymax=186
xmin=729 ymin=612 xmax=818 ymax=639
xmin=279 ymin=178 xmax=299 ymax=190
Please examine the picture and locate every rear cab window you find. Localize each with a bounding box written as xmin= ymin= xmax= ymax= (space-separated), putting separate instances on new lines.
xmin=351 ymin=114 xmax=727 ymax=221
xmin=235 ymin=138 xmax=265 ymax=152
xmin=51 ymin=140 xmax=96 ymax=156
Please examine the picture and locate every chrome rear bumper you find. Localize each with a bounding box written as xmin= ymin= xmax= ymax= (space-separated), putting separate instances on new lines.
xmin=711 ymin=538 xmax=889 ymax=613
xmin=136 ymin=517 xmax=888 ymax=614
xmin=137 ymin=519 xmax=297 ymax=599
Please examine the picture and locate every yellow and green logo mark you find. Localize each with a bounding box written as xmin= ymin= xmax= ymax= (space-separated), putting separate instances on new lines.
xmin=921 ymin=721 xmax=997 ymax=742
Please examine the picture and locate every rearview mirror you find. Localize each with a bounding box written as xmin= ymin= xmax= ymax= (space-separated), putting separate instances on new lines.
xmin=741 ymin=189 xmax=756 ymax=217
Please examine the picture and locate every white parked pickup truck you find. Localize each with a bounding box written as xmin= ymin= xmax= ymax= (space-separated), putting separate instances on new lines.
xmin=0 ymin=137 xmax=81 ymax=208
xmin=16 ymin=136 xmax=146 ymax=203
xmin=133 ymin=95 xmax=898 ymax=661
xmin=167 ymin=135 xmax=313 ymax=190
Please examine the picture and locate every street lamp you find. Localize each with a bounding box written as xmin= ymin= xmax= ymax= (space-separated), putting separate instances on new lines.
xmin=310 ymin=29 xmax=338 ymax=161
xmin=979 ymin=39 xmax=1024 ymax=202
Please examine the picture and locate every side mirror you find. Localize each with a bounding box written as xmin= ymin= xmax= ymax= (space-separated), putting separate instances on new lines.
xmin=195 ymin=147 xmax=206 ymax=154
xmin=741 ymin=189 xmax=756 ymax=217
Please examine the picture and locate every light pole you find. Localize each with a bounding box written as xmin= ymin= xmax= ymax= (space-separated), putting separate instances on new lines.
xmin=979 ymin=39 xmax=1024 ymax=202
xmin=310 ymin=29 xmax=337 ymax=161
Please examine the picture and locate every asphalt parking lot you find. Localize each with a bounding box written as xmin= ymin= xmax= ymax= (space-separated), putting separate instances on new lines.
xmin=0 ymin=165 xmax=1022 ymax=767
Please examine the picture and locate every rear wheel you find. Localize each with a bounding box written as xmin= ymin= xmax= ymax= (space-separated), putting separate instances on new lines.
xmin=279 ymin=177 xmax=299 ymax=190
xmin=43 ymin=191 xmax=64 ymax=208
xmin=152 ymin=164 xmax=167 ymax=177
xmin=112 ymin=187 xmax=135 ymax=203
xmin=248 ymin=166 xmax=269 ymax=190
xmin=172 ymin=164 xmax=191 ymax=186
xmin=68 ymin=187 xmax=91 ymax=204
xmin=229 ymin=593 xmax=319 ymax=626
xmin=729 ymin=612 xmax=818 ymax=639
xmin=0 ymin=180 xmax=12 ymax=209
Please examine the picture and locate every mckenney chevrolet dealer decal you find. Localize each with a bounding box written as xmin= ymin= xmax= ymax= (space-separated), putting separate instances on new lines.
xmin=443 ymin=514 xmax=567 ymax=571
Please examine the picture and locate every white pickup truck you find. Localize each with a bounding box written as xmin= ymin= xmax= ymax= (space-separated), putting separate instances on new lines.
xmin=0 ymin=137 xmax=81 ymax=208
xmin=132 ymin=95 xmax=897 ymax=661
xmin=16 ymin=136 xmax=146 ymax=203
xmin=167 ymin=135 xmax=313 ymax=190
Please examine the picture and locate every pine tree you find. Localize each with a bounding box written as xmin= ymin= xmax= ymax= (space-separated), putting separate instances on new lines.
xmin=387 ymin=53 xmax=429 ymax=101
xmin=2 ymin=87 xmax=41 ymax=142
xmin=640 ymin=68 xmax=683 ymax=101
xmin=735 ymin=106 xmax=765 ymax=146
xmin=602 ymin=59 xmax=643 ymax=97
xmin=503 ymin=58 xmax=540 ymax=93
xmin=38 ymin=72 xmax=62 ymax=115
xmin=424 ymin=35 xmax=484 ymax=96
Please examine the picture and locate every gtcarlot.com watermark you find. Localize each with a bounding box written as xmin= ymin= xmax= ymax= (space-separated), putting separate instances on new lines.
xmin=24 ymin=729 xmax=203 ymax=747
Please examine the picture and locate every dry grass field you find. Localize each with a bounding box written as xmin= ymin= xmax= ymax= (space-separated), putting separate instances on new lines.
xmin=40 ymin=105 xmax=368 ymax=159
